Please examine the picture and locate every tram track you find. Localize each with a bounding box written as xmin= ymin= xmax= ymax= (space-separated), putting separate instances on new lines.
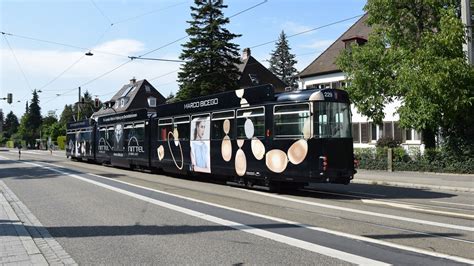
xmin=301 ymin=188 xmax=474 ymax=214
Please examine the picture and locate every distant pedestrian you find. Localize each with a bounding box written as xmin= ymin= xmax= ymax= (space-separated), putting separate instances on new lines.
xmin=49 ymin=144 xmax=53 ymax=155
xmin=18 ymin=144 xmax=22 ymax=160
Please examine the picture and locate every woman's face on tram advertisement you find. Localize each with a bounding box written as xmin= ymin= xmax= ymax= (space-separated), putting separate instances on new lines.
xmin=196 ymin=120 xmax=205 ymax=140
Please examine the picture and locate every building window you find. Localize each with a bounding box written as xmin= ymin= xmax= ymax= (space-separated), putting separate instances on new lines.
xmin=383 ymin=122 xmax=393 ymax=138
xmin=145 ymin=85 xmax=151 ymax=92
xmin=371 ymin=123 xmax=378 ymax=141
xmin=120 ymin=97 xmax=128 ymax=108
xmin=148 ymin=97 xmax=156 ymax=107
xmin=360 ymin=123 xmax=369 ymax=143
xmin=352 ymin=123 xmax=360 ymax=143
xmin=394 ymin=122 xmax=402 ymax=142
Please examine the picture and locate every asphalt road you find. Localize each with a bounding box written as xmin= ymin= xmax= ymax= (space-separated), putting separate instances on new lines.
xmin=0 ymin=150 xmax=473 ymax=265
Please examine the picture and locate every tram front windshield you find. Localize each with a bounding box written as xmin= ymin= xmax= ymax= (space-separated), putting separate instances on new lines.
xmin=314 ymin=102 xmax=351 ymax=138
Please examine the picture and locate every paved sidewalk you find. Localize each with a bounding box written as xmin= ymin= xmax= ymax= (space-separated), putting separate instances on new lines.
xmin=0 ymin=181 xmax=76 ymax=265
xmin=354 ymin=169 xmax=474 ymax=192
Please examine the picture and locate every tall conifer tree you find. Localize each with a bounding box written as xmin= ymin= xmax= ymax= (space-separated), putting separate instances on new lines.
xmin=269 ymin=31 xmax=298 ymax=88
xmin=28 ymin=89 xmax=42 ymax=132
xmin=177 ymin=0 xmax=242 ymax=100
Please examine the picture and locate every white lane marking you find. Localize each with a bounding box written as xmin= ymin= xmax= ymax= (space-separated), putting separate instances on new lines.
xmin=361 ymin=200 xmax=474 ymax=219
xmin=431 ymin=201 xmax=474 ymax=208
xmin=243 ymin=190 xmax=474 ymax=232
xmin=3 ymin=156 xmax=474 ymax=265
xmin=4 ymin=158 xmax=385 ymax=265
xmin=8 ymin=150 xmax=65 ymax=158
xmin=349 ymin=191 xmax=387 ymax=197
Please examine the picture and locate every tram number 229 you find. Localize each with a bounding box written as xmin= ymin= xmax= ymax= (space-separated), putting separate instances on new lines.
xmin=324 ymin=91 xmax=333 ymax=98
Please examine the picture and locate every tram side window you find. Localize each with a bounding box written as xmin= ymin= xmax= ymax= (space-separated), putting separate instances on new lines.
xmin=99 ymin=128 xmax=106 ymax=141
xmin=173 ymin=116 xmax=190 ymax=140
xmin=212 ymin=110 xmax=234 ymax=139
xmin=134 ymin=123 xmax=145 ymax=143
xmin=123 ymin=124 xmax=133 ymax=148
xmin=237 ymin=107 xmax=265 ymax=138
xmin=158 ymin=118 xmax=173 ymax=140
xmin=106 ymin=127 xmax=114 ymax=145
xmin=80 ymin=130 xmax=92 ymax=154
xmin=274 ymin=104 xmax=310 ymax=139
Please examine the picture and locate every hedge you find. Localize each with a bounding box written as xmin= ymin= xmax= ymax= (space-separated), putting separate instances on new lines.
xmin=57 ymin=136 xmax=66 ymax=150
xmin=354 ymin=147 xmax=474 ymax=174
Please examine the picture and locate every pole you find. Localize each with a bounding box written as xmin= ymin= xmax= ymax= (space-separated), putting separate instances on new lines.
xmin=461 ymin=0 xmax=473 ymax=65
xmin=77 ymin=86 xmax=81 ymax=120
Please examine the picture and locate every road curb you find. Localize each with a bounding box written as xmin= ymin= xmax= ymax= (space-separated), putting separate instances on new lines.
xmin=0 ymin=181 xmax=77 ymax=265
xmin=353 ymin=179 xmax=474 ymax=193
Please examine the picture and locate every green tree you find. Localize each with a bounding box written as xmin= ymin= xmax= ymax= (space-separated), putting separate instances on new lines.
xmin=337 ymin=1 xmax=474 ymax=149
xmin=18 ymin=113 xmax=33 ymax=147
xmin=269 ymin=31 xmax=298 ymax=88
xmin=41 ymin=114 xmax=58 ymax=142
xmin=59 ymin=104 xmax=74 ymax=127
xmin=29 ymin=89 xmax=42 ymax=138
xmin=18 ymin=90 xmax=43 ymax=147
xmin=166 ymin=92 xmax=176 ymax=103
xmin=176 ymin=0 xmax=242 ymax=100
xmin=4 ymin=111 xmax=19 ymax=138
xmin=79 ymin=90 xmax=95 ymax=120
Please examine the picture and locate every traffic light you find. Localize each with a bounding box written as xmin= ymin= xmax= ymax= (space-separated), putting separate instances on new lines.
xmin=7 ymin=93 xmax=12 ymax=104
xmin=94 ymin=98 xmax=100 ymax=108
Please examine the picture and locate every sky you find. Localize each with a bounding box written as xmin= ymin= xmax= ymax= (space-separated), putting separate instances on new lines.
xmin=0 ymin=0 xmax=366 ymax=118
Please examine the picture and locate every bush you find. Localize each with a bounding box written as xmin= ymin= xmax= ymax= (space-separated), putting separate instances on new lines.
xmin=376 ymin=137 xmax=400 ymax=148
xmin=6 ymin=141 xmax=14 ymax=148
xmin=57 ymin=136 xmax=66 ymax=150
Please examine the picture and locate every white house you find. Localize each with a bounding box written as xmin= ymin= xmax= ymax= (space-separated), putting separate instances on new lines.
xmin=297 ymin=14 xmax=422 ymax=150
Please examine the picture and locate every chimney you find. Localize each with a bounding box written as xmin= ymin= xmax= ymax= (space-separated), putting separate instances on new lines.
xmin=130 ymin=77 xmax=136 ymax=85
xmin=242 ymin=48 xmax=251 ymax=60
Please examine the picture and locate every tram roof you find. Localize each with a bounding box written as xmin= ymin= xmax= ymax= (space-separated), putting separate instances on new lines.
xmin=155 ymin=85 xmax=350 ymax=117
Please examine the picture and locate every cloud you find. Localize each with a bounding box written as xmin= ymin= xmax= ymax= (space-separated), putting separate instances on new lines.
xmin=299 ymin=39 xmax=334 ymax=51
xmin=0 ymin=39 xmax=181 ymax=115
xmin=281 ymin=21 xmax=313 ymax=35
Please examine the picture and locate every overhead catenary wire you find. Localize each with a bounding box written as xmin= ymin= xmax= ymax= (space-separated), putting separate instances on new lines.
xmin=112 ymin=2 xmax=188 ymax=25
xmin=49 ymin=0 xmax=270 ymax=102
xmin=90 ymin=0 xmax=113 ymax=25
xmin=91 ymin=12 xmax=364 ymax=101
xmin=135 ymin=0 xmax=269 ymax=59
xmin=40 ymin=55 xmax=86 ymax=92
xmin=2 ymin=33 xmax=32 ymax=103
xmin=0 ymin=31 xmax=128 ymax=58
xmin=137 ymin=13 xmax=363 ymax=93
xmin=250 ymin=14 xmax=364 ymax=49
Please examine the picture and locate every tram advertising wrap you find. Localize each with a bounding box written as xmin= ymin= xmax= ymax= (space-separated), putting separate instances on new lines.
xmin=67 ymin=84 xmax=356 ymax=191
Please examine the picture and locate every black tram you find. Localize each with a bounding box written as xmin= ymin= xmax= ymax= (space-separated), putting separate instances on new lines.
xmin=66 ymin=84 xmax=356 ymax=189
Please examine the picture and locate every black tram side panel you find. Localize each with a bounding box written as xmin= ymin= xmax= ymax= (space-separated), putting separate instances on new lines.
xmin=66 ymin=119 xmax=96 ymax=161
xmin=95 ymin=109 xmax=151 ymax=168
xmin=152 ymin=84 xmax=275 ymax=177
